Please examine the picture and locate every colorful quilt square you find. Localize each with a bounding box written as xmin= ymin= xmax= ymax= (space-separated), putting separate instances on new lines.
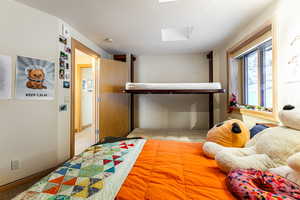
xmin=14 ymin=140 xmax=139 ymax=200
xmin=79 ymin=165 xmax=103 ymax=177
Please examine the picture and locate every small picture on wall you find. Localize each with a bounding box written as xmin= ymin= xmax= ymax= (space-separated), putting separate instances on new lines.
xmin=59 ymin=104 xmax=68 ymax=112
xmin=87 ymin=80 xmax=94 ymax=92
xmin=59 ymin=69 xmax=65 ymax=79
xmin=63 ymin=81 xmax=70 ymax=88
xmin=59 ymin=35 xmax=67 ymax=45
xmin=82 ymin=80 xmax=87 ymax=90
xmin=59 ymin=59 xmax=65 ymax=68
xmin=60 ymin=52 xmax=68 ymax=60
xmin=65 ymin=47 xmax=71 ymax=54
xmin=15 ymin=56 xmax=55 ymax=100
xmin=0 ymin=55 xmax=12 ymax=99
xmin=64 ymin=72 xmax=70 ymax=80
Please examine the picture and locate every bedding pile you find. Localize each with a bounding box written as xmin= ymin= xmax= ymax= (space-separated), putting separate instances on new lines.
xmin=14 ymin=139 xmax=145 ymax=200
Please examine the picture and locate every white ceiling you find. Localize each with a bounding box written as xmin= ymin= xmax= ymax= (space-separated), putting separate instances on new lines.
xmin=16 ymin=0 xmax=275 ymax=55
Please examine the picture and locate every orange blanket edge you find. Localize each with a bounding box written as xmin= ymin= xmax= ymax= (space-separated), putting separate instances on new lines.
xmin=116 ymin=139 xmax=236 ymax=200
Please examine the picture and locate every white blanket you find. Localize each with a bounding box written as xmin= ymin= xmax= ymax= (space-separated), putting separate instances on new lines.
xmin=126 ymin=82 xmax=222 ymax=90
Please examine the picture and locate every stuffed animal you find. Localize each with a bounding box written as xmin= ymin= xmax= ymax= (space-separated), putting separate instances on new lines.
xmin=26 ymin=69 xmax=47 ymax=89
xmin=279 ymin=105 xmax=300 ymax=130
xmin=205 ymin=119 xmax=250 ymax=149
xmin=203 ymin=105 xmax=300 ymax=175
xmin=270 ymin=152 xmax=300 ymax=186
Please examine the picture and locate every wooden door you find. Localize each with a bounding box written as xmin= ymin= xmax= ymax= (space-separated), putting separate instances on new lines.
xmin=99 ymin=59 xmax=130 ymax=138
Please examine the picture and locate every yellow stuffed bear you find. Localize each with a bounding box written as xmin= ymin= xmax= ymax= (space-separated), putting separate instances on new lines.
xmin=206 ymin=119 xmax=250 ymax=148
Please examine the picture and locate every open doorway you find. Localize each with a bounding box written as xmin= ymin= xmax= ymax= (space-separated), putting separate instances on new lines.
xmin=71 ymin=39 xmax=100 ymax=157
xmin=74 ymin=49 xmax=94 ymax=155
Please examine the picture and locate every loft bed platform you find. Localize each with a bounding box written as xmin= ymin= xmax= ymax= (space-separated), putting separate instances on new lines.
xmin=123 ymin=82 xmax=225 ymax=94
xmin=125 ymin=52 xmax=224 ymax=129
xmin=124 ymin=81 xmax=225 ymax=129
xmin=123 ymin=88 xmax=225 ymax=94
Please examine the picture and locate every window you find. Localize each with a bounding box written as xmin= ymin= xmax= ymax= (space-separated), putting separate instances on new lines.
xmin=227 ymin=24 xmax=277 ymax=121
xmin=242 ymin=40 xmax=272 ymax=109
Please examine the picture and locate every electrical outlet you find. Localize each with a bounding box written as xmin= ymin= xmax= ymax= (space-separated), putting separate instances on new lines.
xmin=11 ymin=160 xmax=20 ymax=170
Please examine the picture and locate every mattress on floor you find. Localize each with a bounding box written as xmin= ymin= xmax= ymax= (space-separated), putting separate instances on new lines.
xmin=125 ymin=82 xmax=222 ymax=90
xmin=116 ymin=140 xmax=235 ymax=200
xmin=14 ymin=139 xmax=235 ymax=200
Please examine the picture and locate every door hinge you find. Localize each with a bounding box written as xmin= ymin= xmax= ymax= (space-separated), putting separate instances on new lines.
xmin=97 ymin=97 xmax=101 ymax=102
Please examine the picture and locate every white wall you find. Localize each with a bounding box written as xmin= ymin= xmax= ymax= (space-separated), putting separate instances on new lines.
xmin=276 ymin=0 xmax=300 ymax=110
xmin=0 ymin=0 xmax=110 ymax=185
xmin=214 ymin=0 xmax=300 ymax=125
xmin=134 ymin=54 xmax=212 ymax=130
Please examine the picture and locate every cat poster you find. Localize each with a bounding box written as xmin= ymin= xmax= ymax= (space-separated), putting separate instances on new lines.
xmin=0 ymin=55 xmax=12 ymax=99
xmin=15 ymin=56 xmax=55 ymax=100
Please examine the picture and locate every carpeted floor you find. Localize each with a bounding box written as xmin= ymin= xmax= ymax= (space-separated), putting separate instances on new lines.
xmin=75 ymin=127 xmax=94 ymax=155
xmin=0 ymin=181 xmax=35 ymax=200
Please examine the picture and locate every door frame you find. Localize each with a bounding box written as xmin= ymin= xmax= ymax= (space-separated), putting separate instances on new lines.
xmin=70 ymin=38 xmax=101 ymax=158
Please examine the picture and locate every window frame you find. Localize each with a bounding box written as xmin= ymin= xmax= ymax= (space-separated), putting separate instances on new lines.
xmin=261 ymin=43 xmax=273 ymax=109
xmin=242 ymin=39 xmax=272 ymax=108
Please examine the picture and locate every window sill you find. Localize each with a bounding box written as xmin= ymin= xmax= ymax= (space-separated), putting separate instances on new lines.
xmin=231 ymin=107 xmax=279 ymax=122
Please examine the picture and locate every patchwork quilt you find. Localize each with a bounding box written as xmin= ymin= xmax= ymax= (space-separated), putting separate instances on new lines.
xmin=14 ymin=139 xmax=146 ymax=200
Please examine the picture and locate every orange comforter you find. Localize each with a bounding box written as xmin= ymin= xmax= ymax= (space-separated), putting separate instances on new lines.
xmin=116 ymin=140 xmax=235 ymax=200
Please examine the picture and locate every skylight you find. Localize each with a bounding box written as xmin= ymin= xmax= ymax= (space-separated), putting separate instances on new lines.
xmin=159 ymin=0 xmax=176 ymax=3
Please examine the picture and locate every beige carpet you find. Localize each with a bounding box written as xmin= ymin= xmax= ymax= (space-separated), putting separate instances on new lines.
xmin=128 ymin=128 xmax=208 ymax=142
xmin=75 ymin=127 xmax=95 ymax=155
